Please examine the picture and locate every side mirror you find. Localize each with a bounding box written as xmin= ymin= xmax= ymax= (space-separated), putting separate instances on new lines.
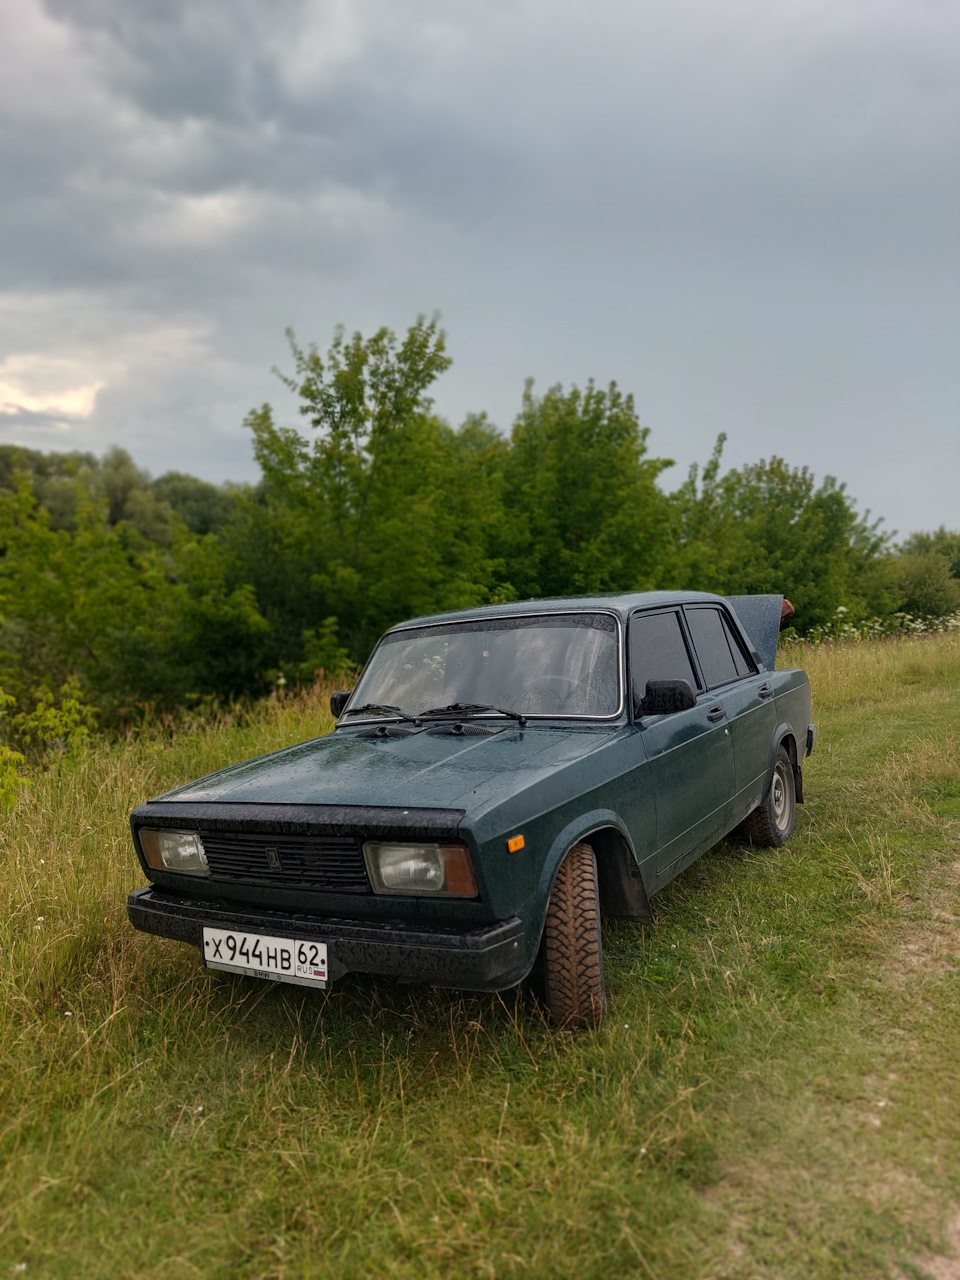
xmin=330 ymin=690 xmax=352 ymax=718
xmin=638 ymin=679 xmax=696 ymax=717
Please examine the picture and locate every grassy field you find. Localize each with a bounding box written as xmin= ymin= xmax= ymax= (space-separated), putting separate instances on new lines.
xmin=2 ymin=635 xmax=960 ymax=1279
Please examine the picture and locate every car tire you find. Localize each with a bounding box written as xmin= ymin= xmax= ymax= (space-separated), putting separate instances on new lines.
xmin=741 ymin=744 xmax=796 ymax=847
xmin=541 ymin=841 xmax=607 ymax=1028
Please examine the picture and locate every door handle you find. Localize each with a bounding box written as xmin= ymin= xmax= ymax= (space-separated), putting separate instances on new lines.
xmin=707 ymin=705 xmax=726 ymax=723
xmin=758 ymin=682 xmax=773 ymax=699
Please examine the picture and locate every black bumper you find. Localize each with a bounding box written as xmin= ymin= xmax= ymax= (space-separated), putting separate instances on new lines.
xmin=127 ymin=887 xmax=527 ymax=992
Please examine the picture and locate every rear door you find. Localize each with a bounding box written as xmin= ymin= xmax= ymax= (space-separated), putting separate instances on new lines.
xmin=684 ymin=604 xmax=777 ymax=825
xmin=629 ymin=608 xmax=735 ymax=886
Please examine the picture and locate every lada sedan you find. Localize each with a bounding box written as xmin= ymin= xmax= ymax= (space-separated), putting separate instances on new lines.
xmin=127 ymin=592 xmax=814 ymax=1027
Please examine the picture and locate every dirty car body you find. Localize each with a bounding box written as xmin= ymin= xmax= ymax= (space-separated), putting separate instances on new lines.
xmin=127 ymin=592 xmax=814 ymax=1025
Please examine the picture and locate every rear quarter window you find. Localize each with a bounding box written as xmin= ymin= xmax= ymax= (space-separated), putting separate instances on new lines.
xmin=720 ymin=613 xmax=754 ymax=678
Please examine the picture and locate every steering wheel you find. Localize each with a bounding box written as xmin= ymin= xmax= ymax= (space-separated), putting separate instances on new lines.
xmin=533 ymin=676 xmax=579 ymax=712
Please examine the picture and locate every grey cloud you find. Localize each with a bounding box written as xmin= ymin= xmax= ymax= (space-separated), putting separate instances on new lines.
xmin=0 ymin=0 xmax=956 ymax=533
xmin=43 ymin=0 xmax=299 ymax=124
xmin=21 ymin=0 xmax=957 ymax=270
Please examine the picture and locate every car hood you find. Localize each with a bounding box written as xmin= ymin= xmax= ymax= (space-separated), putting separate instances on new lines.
xmin=154 ymin=724 xmax=618 ymax=816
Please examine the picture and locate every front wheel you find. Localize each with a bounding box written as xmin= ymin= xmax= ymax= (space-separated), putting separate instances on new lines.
xmin=541 ymin=842 xmax=607 ymax=1028
xmin=741 ymin=744 xmax=796 ymax=847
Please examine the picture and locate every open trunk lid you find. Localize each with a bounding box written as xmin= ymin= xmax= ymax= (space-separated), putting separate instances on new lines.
xmin=725 ymin=594 xmax=784 ymax=671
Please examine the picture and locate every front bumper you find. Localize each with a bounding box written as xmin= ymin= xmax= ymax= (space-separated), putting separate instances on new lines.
xmin=127 ymin=887 xmax=527 ymax=992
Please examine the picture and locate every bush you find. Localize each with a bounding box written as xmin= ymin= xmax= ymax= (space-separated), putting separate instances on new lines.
xmin=896 ymin=552 xmax=960 ymax=619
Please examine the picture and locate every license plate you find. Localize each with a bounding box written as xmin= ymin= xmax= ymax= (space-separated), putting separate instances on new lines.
xmin=202 ymin=927 xmax=328 ymax=988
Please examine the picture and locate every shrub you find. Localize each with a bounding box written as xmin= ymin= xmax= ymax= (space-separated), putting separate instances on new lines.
xmin=896 ymin=552 xmax=960 ymax=619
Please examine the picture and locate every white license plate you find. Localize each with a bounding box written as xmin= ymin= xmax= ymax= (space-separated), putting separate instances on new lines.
xmin=202 ymin=927 xmax=328 ymax=988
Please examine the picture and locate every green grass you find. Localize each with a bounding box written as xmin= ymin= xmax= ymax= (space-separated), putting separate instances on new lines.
xmin=3 ymin=638 xmax=960 ymax=1278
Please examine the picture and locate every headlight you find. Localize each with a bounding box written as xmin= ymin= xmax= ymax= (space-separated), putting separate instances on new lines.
xmin=139 ymin=828 xmax=210 ymax=877
xmin=363 ymin=841 xmax=478 ymax=897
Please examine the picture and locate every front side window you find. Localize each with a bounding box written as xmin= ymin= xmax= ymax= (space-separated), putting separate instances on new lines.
xmin=629 ymin=610 xmax=699 ymax=702
xmin=346 ymin=613 xmax=621 ymax=719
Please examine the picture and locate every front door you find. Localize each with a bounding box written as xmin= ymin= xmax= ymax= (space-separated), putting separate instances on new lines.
xmin=629 ymin=609 xmax=735 ymax=888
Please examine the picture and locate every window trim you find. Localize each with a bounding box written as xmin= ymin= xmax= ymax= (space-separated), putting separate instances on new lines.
xmin=344 ymin=609 xmax=626 ymax=724
xmin=719 ymin=609 xmax=758 ymax=679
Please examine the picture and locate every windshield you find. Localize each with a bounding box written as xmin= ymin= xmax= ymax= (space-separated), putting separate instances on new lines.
xmin=346 ymin=613 xmax=621 ymax=719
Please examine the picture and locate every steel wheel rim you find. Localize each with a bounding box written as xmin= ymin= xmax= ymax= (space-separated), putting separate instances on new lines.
xmin=771 ymin=764 xmax=788 ymax=829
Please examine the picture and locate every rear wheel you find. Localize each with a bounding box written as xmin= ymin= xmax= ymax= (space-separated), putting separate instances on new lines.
xmin=541 ymin=842 xmax=606 ymax=1028
xmin=741 ymin=744 xmax=796 ymax=847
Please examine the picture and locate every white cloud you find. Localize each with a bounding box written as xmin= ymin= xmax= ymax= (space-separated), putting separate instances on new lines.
xmin=0 ymin=291 xmax=242 ymax=469
xmin=0 ymin=354 xmax=104 ymax=419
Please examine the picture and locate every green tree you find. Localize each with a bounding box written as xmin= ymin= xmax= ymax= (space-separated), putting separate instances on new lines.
xmin=666 ymin=434 xmax=747 ymax=591
xmin=0 ymin=444 xmax=181 ymax=543
xmin=497 ymin=379 xmax=676 ymax=598
xmin=895 ymin=553 xmax=960 ymax=619
xmin=151 ymin=471 xmax=244 ymax=536
xmin=668 ymin=439 xmax=896 ymax=629
xmin=0 ymin=476 xmax=268 ymax=738
xmin=97 ymin=446 xmax=175 ymax=544
xmin=0 ymin=444 xmax=97 ymax=532
xmin=899 ymin=528 xmax=960 ymax=580
xmin=224 ymin=317 xmax=502 ymax=670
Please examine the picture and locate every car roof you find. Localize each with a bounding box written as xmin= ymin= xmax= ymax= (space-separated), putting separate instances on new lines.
xmin=386 ymin=591 xmax=733 ymax=633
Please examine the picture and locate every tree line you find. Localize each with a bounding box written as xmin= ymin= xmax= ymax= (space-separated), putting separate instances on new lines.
xmin=1 ymin=315 xmax=957 ymax=758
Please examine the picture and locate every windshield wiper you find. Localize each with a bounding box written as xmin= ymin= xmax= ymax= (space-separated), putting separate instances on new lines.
xmin=420 ymin=702 xmax=527 ymax=727
xmin=343 ymin=702 xmax=422 ymax=724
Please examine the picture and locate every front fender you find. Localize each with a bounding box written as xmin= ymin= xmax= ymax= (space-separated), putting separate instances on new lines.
xmin=523 ymin=809 xmax=653 ymax=957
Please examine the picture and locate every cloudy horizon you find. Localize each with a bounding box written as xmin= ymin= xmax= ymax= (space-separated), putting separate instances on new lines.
xmin=1 ymin=0 xmax=957 ymax=539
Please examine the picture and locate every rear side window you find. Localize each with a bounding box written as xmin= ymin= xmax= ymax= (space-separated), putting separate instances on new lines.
xmin=629 ymin=611 xmax=699 ymax=699
xmin=685 ymin=606 xmax=753 ymax=688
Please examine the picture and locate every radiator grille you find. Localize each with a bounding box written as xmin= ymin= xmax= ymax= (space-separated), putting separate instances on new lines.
xmin=201 ymin=830 xmax=370 ymax=894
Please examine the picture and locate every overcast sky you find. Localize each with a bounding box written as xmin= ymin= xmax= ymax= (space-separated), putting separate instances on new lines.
xmin=1 ymin=0 xmax=957 ymax=538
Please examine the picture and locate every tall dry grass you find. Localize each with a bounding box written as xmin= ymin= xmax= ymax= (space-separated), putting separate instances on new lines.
xmin=780 ymin=628 xmax=960 ymax=711
xmin=2 ymin=641 xmax=960 ymax=1277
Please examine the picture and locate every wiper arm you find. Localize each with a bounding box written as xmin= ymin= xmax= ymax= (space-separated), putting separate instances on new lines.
xmin=343 ymin=702 xmax=422 ymax=724
xmin=420 ymin=702 xmax=527 ymax=727
xmin=346 ymin=700 xmax=529 ymax=727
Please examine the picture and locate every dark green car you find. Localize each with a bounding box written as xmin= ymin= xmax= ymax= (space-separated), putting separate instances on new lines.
xmin=128 ymin=592 xmax=814 ymax=1027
